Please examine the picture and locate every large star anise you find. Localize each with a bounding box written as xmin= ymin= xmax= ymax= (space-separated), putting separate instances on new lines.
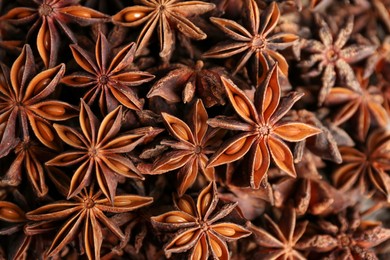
xmin=204 ymin=1 xmax=298 ymax=85
xmin=207 ymin=65 xmax=321 ymax=189
xmin=26 ymin=185 xmax=153 ymax=259
xmin=0 ymin=44 xmax=77 ymax=157
xmin=112 ymin=0 xmax=215 ymax=59
xmin=249 ymin=206 xmax=308 ymax=259
xmin=150 ymin=99 xmax=223 ymax=196
xmin=301 ymin=15 xmax=375 ymax=105
xmin=324 ymin=69 xmax=388 ymax=141
xmin=0 ymin=0 xmax=109 ymax=67
xmin=332 ymin=129 xmax=390 ymax=202
xmin=62 ymin=32 xmax=155 ymax=114
xmin=151 ymin=181 xmax=251 ymax=260
xmin=46 ymin=100 xmax=162 ymax=202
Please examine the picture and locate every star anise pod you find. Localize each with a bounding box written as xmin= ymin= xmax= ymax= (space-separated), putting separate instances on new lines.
xmin=204 ymin=0 xmax=298 ymax=85
xmin=112 ymin=0 xmax=215 ymax=60
xmin=46 ymin=100 xmax=162 ymax=202
xmin=149 ymin=99 xmax=223 ymax=196
xmin=332 ymin=129 xmax=390 ymax=202
xmin=207 ymin=65 xmax=321 ymax=189
xmin=0 ymin=44 xmax=77 ymax=157
xmin=147 ymin=60 xmax=226 ymax=107
xmin=301 ymin=15 xmax=375 ymax=105
xmin=0 ymin=0 xmax=109 ymax=68
xmin=151 ymin=181 xmax=251 ymax=260
xmin=26 ymin=184 xmax=153 ymax=260
xmin=62 ymin=32 xmax=155 ymax=114
xmin=298 ymin=206 xmax=390 ymax=259
xmin=249 ymin=205 xmax=308 ymax=259
xmin=324 ymin=69 xmax=388 ymax=141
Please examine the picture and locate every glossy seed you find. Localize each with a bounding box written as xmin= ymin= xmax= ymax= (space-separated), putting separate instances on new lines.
xmin=65 ymin=132 xmax=83 ymax=146
xmin=44 ymin=30 xmax=50 ymax=51
xmin=124 ymin=11 xmax=146 ymax=22
xmin=201 ymin=193 xmax=211 ymax=215
xmin=16 ymin=11 xmax=33 ymax=19
xmin=225 ymin=138 xmax=246 ymax=155
xmin=254 ymin=145 xmax=263 ymax=170
xmin=171 ymin=123 xmax=189 ymax=140
xmin=234 ymin=95 xmax=250 ymax=117
xmin=33 ymin=78 xmax=51 ymax=95
xmin=0 ymin=208 xmax=22 ymax=221
xmin=37 ymin=121 xmax=54 ymax=142
xmin=193 ymin=240 xmax=202 ymax=260
xmin=114 ymin=199 xmax=132 ymax=207
xmin=175 ymin=232 xmax=194 ymax=246
xmin=178 ymin=198 xmax=194 ymax=215
xmin=210 ymin=238 xmax=222 ymax=257
xmin=41 ymin=105 xmax=66 ymax=116
xmin=165 ymin=215 xmax=187 ymax=223
xmin=67 ymin=10 xmax=92 ymax=18
xmin=213 ymin=226 xmax=236 ymax=237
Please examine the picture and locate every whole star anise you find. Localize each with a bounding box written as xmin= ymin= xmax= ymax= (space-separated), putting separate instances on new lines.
xmin=204 ymin=0 xmax=298 ymax=85
xmin=207 ymin=65 xmax=321 ymax=189
xmin=151 ymin=181 xmax=251 ymax=260
xmin=62 ymin=32 xmax=155 ymax=114
xmin=0 ymin=44 xmax=77 ymax=157
xmin=46 ymin=100 xmax=162 ymax=202
xmin=112 ymin=0 xmax=215 ymax=59
xmin=301 ymin=15 xmax=375 ymax=105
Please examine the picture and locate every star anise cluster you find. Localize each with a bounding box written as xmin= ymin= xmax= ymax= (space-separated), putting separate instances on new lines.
xmin=0 ymin=0 xmax=389 ymax=259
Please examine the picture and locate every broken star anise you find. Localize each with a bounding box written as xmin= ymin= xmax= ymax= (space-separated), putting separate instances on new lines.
xmin=204 ymin=0 xmax=298 ymax=85
xmin=46 ymin=100 xmax=162 ymax=202
xmin=62 ymin=32 xmax=155 ymax=114
xmin=151 ymin=181 xmax=251 ymax=260
xmin=207 ymin=65 xmax=321 ymax=189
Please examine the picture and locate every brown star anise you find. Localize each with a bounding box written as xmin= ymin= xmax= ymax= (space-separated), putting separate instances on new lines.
xmin=298 ymin=206 xmax=390 ymax=259
xmin=0 ymin=0 xmax=109 ymax=68
xmin=301 ymin=15 xmax=375 ymax=105
xmin=249 ymin=206 xmax=308 ymax=259
xmin=332 ymin=129 xmax=390 ymax=202
xmin=147 ymin=60 xmax=226 ymax=107
xmin=207 ymin=65 xmax=321 ymax=188
xmin=26 ymin=184 xmax=153 ymax=259
xmin=46 ymin=100 xmax=162 ymax=202
xmin=324 ymin=69 xmax=388 ymax=141
xmin=151 ymin=181 xmax=251 ymax=260
xmin=204 ymin=1 xmax=298 ymax=85
xmin=62 ymin=32 xmax=155 ymax=114
xmin=112 ymin=0 xmax=215 ymax=59
xmin=0 ymin=44 xmax=77 ymax=157
xmin=149 ymin=99 xmax=223 ymax=196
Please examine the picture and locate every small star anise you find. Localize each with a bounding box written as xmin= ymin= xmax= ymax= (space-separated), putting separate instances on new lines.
xmin=62 ymin=32 xmax=155 ymax=114
xmin=301 ymin=15 xmax=375 ymax=105
xmin=207 ymin=65 xmax=321 ymax=189
xmin=204 ymin=1 xmax=298 ymax=85
xmin=46 ymin=100 xmax=162 ymax=202
xmin=0 ymin=44 xmax=77 ymax=157
xmin=150 ymin=99 xmax=223 ymax=196
xmin=249 ymin=206 xmax=308 ymax=259
xmin=112 ymin=0 xmax=215 ymax=59
xmin=332 ymin=129 xmax=390 ymax=202
xmin=0 ymin=0 xmax=109 ymax=67
xmin=324 ymin=69 xmax=388 ymax=141
xmin=26 ymin=185 xmax=153 ymax=259
xmin=151 ymin=181 xmax=251 ymax=260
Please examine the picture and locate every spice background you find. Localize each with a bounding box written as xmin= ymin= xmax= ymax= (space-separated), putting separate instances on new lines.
xmin=0 ymin=0 xmax=390 ymax=259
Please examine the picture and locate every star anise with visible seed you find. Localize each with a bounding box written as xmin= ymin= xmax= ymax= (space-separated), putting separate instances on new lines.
xmin=151 ymin=181 xmax=251 ymax=260
xmin=149 ymin=99 xmax=223 ymax=196
xmin=0 ymin=44 xmax=77 ymax=157
xmin=204 ymin=1 xmax=298 ymax=85
xmin=62 ymin=32 xmax=155 ymax=114
xmin=298 ymin=206 xmax=390 ymax=259
xmin=147 ymin=60 xmax=226 ymax=107
xmin=46 ymin=100 xmax=162 ymax=202
xmin=112 ymin=0 xmax=215 ymax=60
xmin=332 ymin=129 xmax=390 ymax=202
xmin=207 ymin=65 xmax=321 ymax=189
xmin=301 ymin=15 xmax=375 ymax=105
xmin=324 ymin=69 xmax=388 ymax=141
xmin=249 ymin=206 xmax=308 ymax=259
xmin=26 ymin=184 xmax=153 ymax=260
